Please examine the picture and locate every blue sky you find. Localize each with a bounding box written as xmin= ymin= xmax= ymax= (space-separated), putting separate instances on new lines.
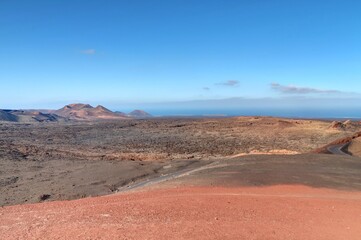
xmin=1 ymin=0 xmax=361 ymax=114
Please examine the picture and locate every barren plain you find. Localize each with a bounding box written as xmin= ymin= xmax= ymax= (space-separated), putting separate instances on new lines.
xmin=1 ymin=117 xmax=361 ymax=239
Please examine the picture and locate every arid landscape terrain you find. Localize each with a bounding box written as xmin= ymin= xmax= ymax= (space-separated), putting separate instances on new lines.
xmin=1 ymin=114 xmax=359 ymax=206
xmin=1 ymin=111 xmax=361 ymax=239
xmin=3 ymin=0 xmax=361 ymax=238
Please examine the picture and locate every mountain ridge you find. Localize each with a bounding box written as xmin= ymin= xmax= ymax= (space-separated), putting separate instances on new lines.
xmin=0 ymin=103 xmax=152 ymax=122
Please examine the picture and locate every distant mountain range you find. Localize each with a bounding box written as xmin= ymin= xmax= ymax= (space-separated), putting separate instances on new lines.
xmin=0 ymin=103 xmax=152 ymax=123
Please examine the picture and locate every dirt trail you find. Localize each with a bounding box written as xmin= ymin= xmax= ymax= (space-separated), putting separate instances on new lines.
xmin=327 ymin=143 xmax=350 ymax=155
xmin=117 ymin=160 xmax=217 ymax=192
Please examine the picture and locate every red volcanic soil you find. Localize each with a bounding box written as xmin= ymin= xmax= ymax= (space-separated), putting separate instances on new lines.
xmin=1 ymin=185 xmax=361 ymax=240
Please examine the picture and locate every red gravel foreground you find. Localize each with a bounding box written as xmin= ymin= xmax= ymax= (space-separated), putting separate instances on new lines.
xmin=1 ymin=185 xmax=361 ymax=240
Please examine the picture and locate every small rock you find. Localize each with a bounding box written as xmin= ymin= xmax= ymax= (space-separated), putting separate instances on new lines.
xmin=39 ymin=194 xmax=51 ymax=201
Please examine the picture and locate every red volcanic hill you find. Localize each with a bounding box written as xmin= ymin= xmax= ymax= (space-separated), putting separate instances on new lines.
xmin=128 ymin=109 xmax=152 ymax=118
xmin=55 ymin=103 xmax=130 ymax=120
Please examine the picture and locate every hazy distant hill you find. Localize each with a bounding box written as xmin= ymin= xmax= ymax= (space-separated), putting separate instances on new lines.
xmin=0 ymin=110 xmax=18 ymax=122
xmin=128 ymin=110 xmax=152 ymax=118
xmin=0 ymin=110 xmax=64 ymax=123
xmin=54 ymin=103 xmax=130 ymax=120
xmin=114 ymin=111 xmax=127 ymax=117
xmin=14 ymin=110 xmax=66 ymax=122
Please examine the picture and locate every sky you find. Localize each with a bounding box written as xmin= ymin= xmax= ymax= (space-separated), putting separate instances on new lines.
xmin=1 ymin=0 xmax=361 ymax=116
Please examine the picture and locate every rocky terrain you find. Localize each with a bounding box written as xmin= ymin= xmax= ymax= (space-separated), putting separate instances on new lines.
xmin=1 ymin=117 xmax=358 ymax=164
xmin=0 ymin=117 xmax=360 ymax=207
xmin=1 ymin=116 xmax=361 ymax=239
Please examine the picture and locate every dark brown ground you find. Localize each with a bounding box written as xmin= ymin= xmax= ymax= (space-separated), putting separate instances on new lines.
xmin=0 ymin=117 xmax=359 ymax=206
xmin=154 ymin=154 xmax=361 ymax=191
xmin=0 ymin=157 xmax=202 ymax=206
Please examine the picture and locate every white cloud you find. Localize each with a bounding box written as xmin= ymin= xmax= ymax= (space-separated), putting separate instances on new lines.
xmin=216 ymin=80 xmax=239 ymax=87
xmin=271 ymin=83 xmax=342 ymax=94
xmin=80 ymin=49 xmax=96 ymax=55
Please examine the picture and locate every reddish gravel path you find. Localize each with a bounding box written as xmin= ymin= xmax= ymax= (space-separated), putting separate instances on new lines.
xmin=1 ymin=185 xmax=361 ymax=240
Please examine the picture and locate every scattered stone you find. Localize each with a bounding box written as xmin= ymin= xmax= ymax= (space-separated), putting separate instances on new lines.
xmin=39 ymin=194 xmax=51 ymax=201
